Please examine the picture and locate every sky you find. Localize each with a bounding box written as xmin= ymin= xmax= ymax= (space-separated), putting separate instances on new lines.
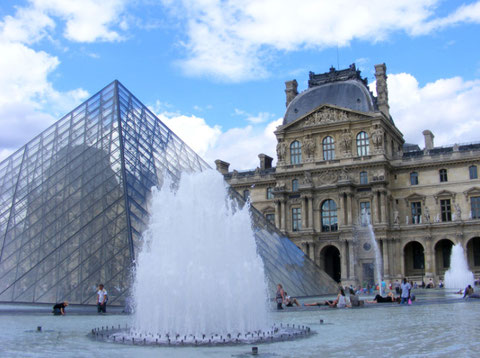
xmin=0 ymin=0 xmax=480 ymax=170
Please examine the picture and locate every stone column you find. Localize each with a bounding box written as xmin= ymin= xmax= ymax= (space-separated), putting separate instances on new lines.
xmin=395 ymin=239 xmax=403 ymax=278
xmin=308 ymin=196 xmax=314 ymax=229
xmin=341 ymin=241 xmax=348 ymax=282
xmin=380 ymin=191 xmax=387 ymax=224
xmin=347 ymin=194 xmax=353 ymax=226
xmin=382 ymin=239 xmax=390 ymax=278
xmin=348 ymin=239 xmax=356 ymax=280
xmin=274 ymin=200 xmax=281 ymax=229
xmin=301 ymin=196 xmax=307 ymax=230
xmin=399 ymin=240 xmax=405 ymax=277
xmin=424 ymin=237 xmax=434 ymax=277
xmin=342 ymin=193 xmax=348 ymax=226
xmin=310 ymin=243 xmax=316 ymax=261
xmin=372 ymin=192 xmax=379 ymax=224
xmin=280 ymin=200 xmax=286 ymax=231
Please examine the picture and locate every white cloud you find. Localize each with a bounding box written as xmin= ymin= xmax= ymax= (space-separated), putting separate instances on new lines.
xmin=234 ymin=108 xmax=273 ymax=124
xmin=156 ymin=113 xmax=222 ymax=159
xmin=377 ymin=73 xmax=480 ymax=148
xmin=1 ymin=0 xmax=128 ymax=44
xmin=151 ymin=107 xmax=281 ymax=170
xmin=207 ymin=118 xmax=281 ymax=169
xmin=0 ymin=0 xmax=128 ymax=159
xmin=161 ymin=0 xmax=480 ymax=81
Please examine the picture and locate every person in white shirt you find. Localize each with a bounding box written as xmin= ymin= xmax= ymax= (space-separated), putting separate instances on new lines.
xmin=400 ymin=279 xmax=411 ymax=304
xmin=97 ymin=284 xmax=108 ymax=313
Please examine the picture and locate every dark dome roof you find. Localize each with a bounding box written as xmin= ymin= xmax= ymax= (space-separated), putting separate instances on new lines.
xmin=283 ymin=79 xmax=377 ymax=125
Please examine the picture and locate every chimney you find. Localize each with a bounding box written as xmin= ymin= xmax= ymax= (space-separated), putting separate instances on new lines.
xmin=374 ymin=63 xmax=390 ymax=117
xmin=214 ymin=159 xmax=230 ymax=175
xmin=285 ymin=80 xmax=298 ymax=107
xmin=258 ymin=154 xmax=273 ymax=170
xmin=422 ymin=130 xmax=434 ymax=150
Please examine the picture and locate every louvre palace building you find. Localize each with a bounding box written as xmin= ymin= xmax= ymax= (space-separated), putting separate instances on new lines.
xmin=216 ymin=63 xmax=480 ymax=286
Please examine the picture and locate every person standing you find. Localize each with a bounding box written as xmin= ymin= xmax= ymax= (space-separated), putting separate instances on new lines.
xmin=97 ymin=284 xmax=108 ymax=313
xmin=394 ymin=280 xmax=401 ymax=294
xmin=400 ymin=278 xmax=411 ymax=304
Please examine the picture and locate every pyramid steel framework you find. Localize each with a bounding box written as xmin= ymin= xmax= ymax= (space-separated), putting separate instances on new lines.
xmin=0 ymin=81 xmax=337 ymax=305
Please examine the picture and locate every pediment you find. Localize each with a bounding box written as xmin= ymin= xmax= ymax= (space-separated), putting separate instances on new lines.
xmin=464 ymin=186 xmax=480 ymax=197
xmin=434 ymin=189 xmax=456 ymax=203
xmin=405 ymin=192 xmax=426 ymax=204
xmin=435 ymin=189 xmax=455 ymax=197
xmin=279 ymin=104 xmax=374 ymax=131
xmin=261 ymin=205 xmax=275 ymax=213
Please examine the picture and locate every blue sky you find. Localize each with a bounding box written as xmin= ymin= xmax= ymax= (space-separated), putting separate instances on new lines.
xmin=1 ymin=0 xmax=480 ymax=169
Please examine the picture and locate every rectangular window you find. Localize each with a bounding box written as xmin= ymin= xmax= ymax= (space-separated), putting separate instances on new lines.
xmin=439 ymin=169 xmax=448 ymax=182
xmin=471 ymin=197 xmax=480 ymax=219
xmin=266 ymin=187 xmax=274 ymax=199
xmin=411 ymin=202 xmax=422 ymax=224
xmin=440 ymin=199 xmax=452 ymax=222
xmin=292 ymin=208 xmax=301 ymax=231
xmin=292 ymin=179 xmax=298 ymax=192
xmin=360 ymin=171 xmax=368 ymax=185
xmin=243 ymin=190 xmax=250 ymax=201
xmin=410 ymin=172 xmax=419 ymax=185
xmin=266 ymin=213 xmax=275 ymax=225
xmin=470 ymin=166 xmax=478 ymax=180
xmin=360 ymin=201 xmax=371 ymax=226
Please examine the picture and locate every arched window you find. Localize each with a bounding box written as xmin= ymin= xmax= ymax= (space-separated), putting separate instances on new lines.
xmin=292 ymin=179 xmax=299 ymax=192
xmin=360 ymin=171 xmax=368 ymax=185
xmin=410 ymin=172 xmax=419 ymax=185
xmin=439 ymin=169 xmax=448 ymax=182
xmin=321 ymin=199 xmax=338 ymax=232
xmin=322 ymin=136 xmax=335 ymax=160
xmin=356 ymin=131 xmax=369 ymax=156
xmin=290 ymin=140 xmax=302 ymax=164
xmin=470 ymin=165 xmax=478 ymax=179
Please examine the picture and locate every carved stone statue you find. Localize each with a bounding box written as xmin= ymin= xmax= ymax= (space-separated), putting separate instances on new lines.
xmin=276 ymin=141 xmax=287 ymax=161
xmin=455 ymin=203 xmax=462 ymax=220
xmin=338 ymin=167 xmax=349 ymax=181
xmin=424 ymin=206 xmax=430 ymax=223
xmin=393 ymin=210 xmax=399 ymax=225
xmin=302 ymin=171 xmax=313 ymax=185
xmin=340 ymin=129 xmax=352 ymax=153
xmin=303 ymin=135 xmax=316 ymax=158
xmin=372 ymin=125 xmax=383 ymax=149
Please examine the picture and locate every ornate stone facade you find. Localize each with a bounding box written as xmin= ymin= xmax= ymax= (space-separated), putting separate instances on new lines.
xmin=218 ymin=63 xmax=480 ymax=287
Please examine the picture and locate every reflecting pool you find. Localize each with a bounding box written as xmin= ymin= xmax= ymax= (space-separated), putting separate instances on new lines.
xmin=1 ymin=290 xmax=479 ymax=358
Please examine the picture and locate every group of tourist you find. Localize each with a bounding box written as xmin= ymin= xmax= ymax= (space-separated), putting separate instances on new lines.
xmin=52 ymin=284 xmax=108 ymax=315
xmin=276 ymin=278 xmax=417 ymax=310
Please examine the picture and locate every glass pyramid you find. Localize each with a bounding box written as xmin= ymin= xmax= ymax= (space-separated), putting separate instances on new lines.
xmin=0 ymin=80 xmax=336 ymax=305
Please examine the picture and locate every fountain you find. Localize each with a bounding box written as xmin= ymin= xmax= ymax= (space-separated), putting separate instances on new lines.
xmin=92 ymin=170 xmax=310 ymax=345
xmin=444 ymin=245 xmax=474 ymax=289
xmin=357 ymin=209 xmax=383 ymax=295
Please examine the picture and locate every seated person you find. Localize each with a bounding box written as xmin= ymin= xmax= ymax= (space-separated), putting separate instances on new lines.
xmin=463 ymin=285 xmax=475 ymax=298
xmin=366 ymin=292 xmax=398 ymax=304
xmin=329 ymin=288 xmax=350 ymax=308
xmin=350 ymin=293 xmax=361 ymax=307
xmin=52 ymin=301 xmax=68 ymax=315
xmin=284 ymin=292 xmax=300 ymax=307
